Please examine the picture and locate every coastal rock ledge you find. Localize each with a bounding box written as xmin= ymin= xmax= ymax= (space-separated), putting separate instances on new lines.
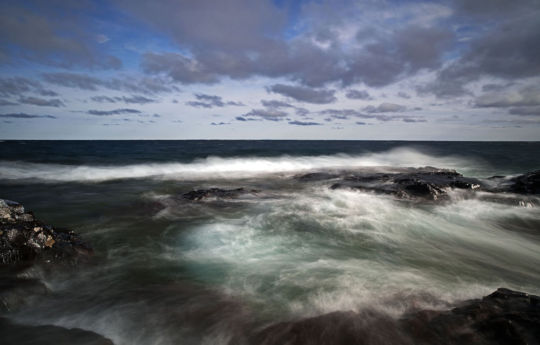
xmin=0 ymin=199 xmax=92 ymax=265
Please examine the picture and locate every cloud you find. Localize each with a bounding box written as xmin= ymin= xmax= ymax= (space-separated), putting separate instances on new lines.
xmin=186 ymin=93 xmax=243 ymax=108
xmin=320 ymin=108 xmax=424 ymax=123
xmin=508 ymin=106 xmax=540 ymax=116
xmin=0 ymin=2 xmax=121 ymax=69
xmin=243 ymin=108 xmax=288 ymax=121
xmin=288 ymin=120 xmax=322 ymax=126
xmin=267 ymin=84 xmax=336 ymax=104
xmin=211 ymin=121 xmax=230 ymax=125
xmin=0 ymin=77 xmax=56 ymax=97
xmin=397 ymin=92 xmax=411 ymax=99
xmin=0 ymin=99 xmax=17 ymax=106
xmin=90 ymin=95 xmax=157 ymax=104
xmin=87 ymin=108 xmax=141 ymax=116
xmin=18 ymin=96 xmax=64 ymax=107
xmin=0 ymin=113 xmax=56 ymax=119
xmin=424 ymin=2 xmax=540 ymax=97
xmin=260 ymin=100 xmax=294 ymax=108
xmin=42 ymin=73 xmax=179 ymax=95
xmin=363 ymin=103 xmax=406 ymax=113
xmin=356 ymin=121 xmax=367 ymax=125
xmin=345 ymin=89 xmax=371 ymax=100
xmin=474 ymin=85 xmax=540 ymax=108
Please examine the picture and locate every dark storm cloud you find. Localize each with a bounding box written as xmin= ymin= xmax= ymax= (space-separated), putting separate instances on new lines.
xmin=186 ymin=93 xmax=243 ymax=108
xmin=87 ymin=108 xmax=141 ymax=116
xmin=0 ymin=113 xmax=56 ymax=119
xmin=288 ymin=120 xmax=322 ymax=126
xmin=363 ymin=103 xmax=406 ymax=113
xmin=243 ymin=108 xmax=288 ymax=121
xmin=42 ymin=73 xmax=179 ymax=95
xmin=90 ymin=95 xmax=157 ymax=104
xmin=0 ymin=1 xmax=121 ymax=69
xmin=18 ymin=96 xmax=64 ymax=107
xmin=267 ymin=84 xmax=336 ymax=104
xmin=345 ymin=89 xmax=371 ymax=100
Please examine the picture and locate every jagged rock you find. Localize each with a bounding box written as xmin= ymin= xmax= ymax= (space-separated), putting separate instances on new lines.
xmin=323 ymin=168 xmax=483 ymax=201
xmin=0 ymin=199 xmax=93 ymax=265
xmin=182 ymin=188 xmax=253 ymax=201
xmin=253 ymin=288 xmax=540 ymax=345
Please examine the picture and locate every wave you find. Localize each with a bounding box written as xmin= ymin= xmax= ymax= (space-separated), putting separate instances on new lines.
xmin=0 ymin=147 xmax=486 ymax=182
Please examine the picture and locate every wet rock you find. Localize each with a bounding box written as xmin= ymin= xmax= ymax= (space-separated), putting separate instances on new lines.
xmin=254 ymin=288 xmax=540 ymax=345
xmin=509 ymin=170 xmax=540 ymax=194
xmin=182 ymin=188 xmax=253 ymax=201
xmin=0 ymin=199 xmax=93 ymax=265
xmin=402 ymin=287 xmax=540 ymax=345
xmin=0 ymin=317 xmax=114 ymax=345
xmin=327 ymin=168 xmax=482 ymax=201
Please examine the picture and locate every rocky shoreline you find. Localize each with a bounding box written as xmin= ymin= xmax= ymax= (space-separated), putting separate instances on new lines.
xmin=1 ymin=167 xmax=539 ymax=344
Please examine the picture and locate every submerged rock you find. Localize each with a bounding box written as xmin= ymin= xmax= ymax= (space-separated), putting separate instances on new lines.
xmin=0 ymin=199 xmax=93 ymax=265
xmin=254 ymin=288 xmax=540 ymax=345
xmin=0 ymin=317 xmax=114 ymax=345
xmin=182 ymin=188 xmax=254 ymax=201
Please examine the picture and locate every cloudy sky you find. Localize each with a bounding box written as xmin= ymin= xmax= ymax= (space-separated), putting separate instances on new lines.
xmin=1 ymin=0 xmax=539 ymax=140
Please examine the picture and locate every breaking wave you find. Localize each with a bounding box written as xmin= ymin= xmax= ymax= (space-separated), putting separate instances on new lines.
xmin=0 ymin=147 xmax=487 ymax=182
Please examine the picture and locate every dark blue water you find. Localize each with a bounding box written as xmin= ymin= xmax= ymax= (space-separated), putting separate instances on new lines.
xmin=1 ymin=140 xmax=539 ymax=173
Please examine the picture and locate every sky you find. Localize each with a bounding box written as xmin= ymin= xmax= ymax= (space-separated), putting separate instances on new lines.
xmin=0 ymin=0 xmax=539 ymax=140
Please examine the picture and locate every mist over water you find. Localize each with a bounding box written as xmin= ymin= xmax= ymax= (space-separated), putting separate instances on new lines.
xmin=1 ymin=141 xmax=539 ymax=345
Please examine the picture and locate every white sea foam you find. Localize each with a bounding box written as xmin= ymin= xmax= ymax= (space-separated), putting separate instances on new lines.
xmin=0 ymin=147 xmax=485 ymax=182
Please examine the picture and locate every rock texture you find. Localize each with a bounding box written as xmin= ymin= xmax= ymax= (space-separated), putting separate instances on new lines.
xmin=296 ymin=168 xmax=540 ymax=201
xmin=182 ymin=188 xmax=255 ymax=201
xmin=0 ymin=199 xmax=92 ymax=265
xmin=254 ymin=288 xmax=540 ymax=345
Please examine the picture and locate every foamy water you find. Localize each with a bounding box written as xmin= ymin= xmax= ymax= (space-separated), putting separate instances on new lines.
xmin=2 ymin=143 xmax=539 ymax=345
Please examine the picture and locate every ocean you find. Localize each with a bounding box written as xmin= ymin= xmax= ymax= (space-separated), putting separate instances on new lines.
xmin=1 ymin=140 xmax=539 ymax=344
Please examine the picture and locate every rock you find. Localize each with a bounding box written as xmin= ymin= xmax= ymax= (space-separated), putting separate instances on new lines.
xmin=0 ymin=317 xmax=114 ymax=345
xmin=253 ymin=288 xmax=540 ymax=345
xmin=182 ymin=188 xmax=253 ymax=201
xmin=0 ymin=199 xmax=93 ymax=265
xmin=509 ymin=170 xmax=540 ymax=194
xmin=325 ymin=168 xmax=482 ymax=201
xmin=401 ymin=287 xmax=540 ymax=345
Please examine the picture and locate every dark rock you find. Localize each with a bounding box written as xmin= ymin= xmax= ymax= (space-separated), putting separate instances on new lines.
xmin=295 ymin=172 xmax=340 ymax=182
xmin=0 ymin=317 xmax=114 ymax=345
xmin=509 ymin=170 xmax=540 ymax=194
xmin=253 ymin=288 xmax=540 ymax=345
xmin=182 ymin=188 xmax=253 ymax=201
xmin=327 ymin=168 xmax=482 ymax=201
xmin=401 ymin=287 xmax=540 ymax=345
xmin=0 ymin=199 xmax=93 ymax=265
